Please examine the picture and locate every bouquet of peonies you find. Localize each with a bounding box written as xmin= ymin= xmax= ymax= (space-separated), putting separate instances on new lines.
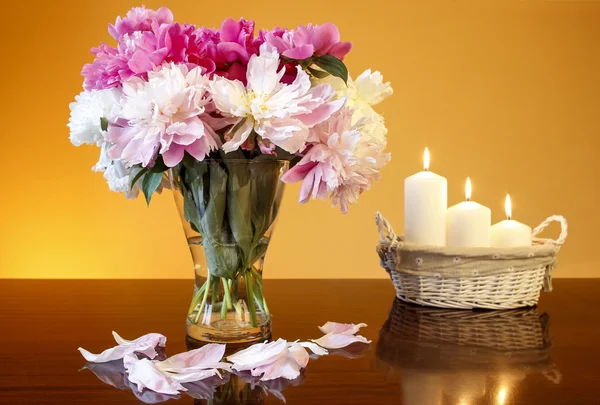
xmin=68 ymin=6 xmax=392 ymax=339
xmin=68 ymin=6 xmax=392 ymax=212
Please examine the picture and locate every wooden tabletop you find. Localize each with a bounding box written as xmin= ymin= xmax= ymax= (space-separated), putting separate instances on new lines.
xmin=1 ymin=279 xmax=599 ymax=404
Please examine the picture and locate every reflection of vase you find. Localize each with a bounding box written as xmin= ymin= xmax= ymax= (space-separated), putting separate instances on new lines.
xmin=376 ymin=299 xmax=560 ymax=405
xmin=170 ymin=159 xmax=288 ymax=344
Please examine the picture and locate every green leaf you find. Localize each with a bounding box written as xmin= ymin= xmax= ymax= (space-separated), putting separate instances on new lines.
xmin=100 ymin=117 xmax=108 ymax=132
xmin=313 ymin=55 xmax=349 ymax=84
xmin=130 ymin=167 xmax=149 ymax=189
xmin=307 ymin=66 xmax=330 ymax=79
xmin=142 ymin=171 xmax=163 ymax=205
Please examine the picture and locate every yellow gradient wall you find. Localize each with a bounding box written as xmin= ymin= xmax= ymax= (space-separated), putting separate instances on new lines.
xmin=1 ymin=1 xmax=599 ymax=279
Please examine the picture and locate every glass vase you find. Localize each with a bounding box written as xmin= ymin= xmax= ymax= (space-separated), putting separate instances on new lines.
xmin=170 ymin=159 xmax=288 ymax=345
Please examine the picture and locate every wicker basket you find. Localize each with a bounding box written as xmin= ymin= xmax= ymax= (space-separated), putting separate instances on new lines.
xmin=376 ymin=212 xmax=568 ymax=309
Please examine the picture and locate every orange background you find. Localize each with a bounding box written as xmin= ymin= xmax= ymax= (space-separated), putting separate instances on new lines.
xmin=1 ymin=1 xmax=598 ymax=279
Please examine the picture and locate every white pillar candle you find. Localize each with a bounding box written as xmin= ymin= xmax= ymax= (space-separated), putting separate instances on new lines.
xmin=490 ymin=194 xmax=532 ymax=247
xmin=404 ymin=148 xmax=447 ymax=246
xmin=446 ymin=178 xmax=491 ymax=247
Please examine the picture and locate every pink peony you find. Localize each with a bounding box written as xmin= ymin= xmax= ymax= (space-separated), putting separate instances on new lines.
xmin=265 ymin=23 xmax=352 ymax=61
xmin=108 ymin=6 xmax=173 ymax=40
xmin=106 ymin=64 xmax=219 ymax=168
xmin=204 ymin=18 xmax=264 ymax=82
xmin=82 ymin=12 xmax=263 ymax=90
xmin=281 ymin=107 xmax=389 ymax=213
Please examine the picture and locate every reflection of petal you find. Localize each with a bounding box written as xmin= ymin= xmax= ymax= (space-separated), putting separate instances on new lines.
xmin=312 ymin=333 xmax=371 ymax=349
xmin=81 ymin=361 xmax=129 ymax=390
xmin=318 ymin=322 xmax=368 ymax=335
xmin=125 ymin=377 xmax=180 ymax=404
xmin=78 ymin=332 xmax=167 ymax=363
xmin=183 ymin=374 xmax=228 ymax=399
xmin=328 ymin=344 xmax=370 ymax=359
xmin=82 ymin=359 xmax=178 ymax=403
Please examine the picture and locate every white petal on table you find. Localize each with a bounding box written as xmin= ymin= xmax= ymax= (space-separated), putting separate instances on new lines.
xmin=298 ymin=341 xmax=328 ymax=356
xmin=318 ymin=322 xmax=368 ymax=335
xmin=155 ymin=344 xmax=231 ymax=373
xmin=251 ymin=348 xmax=304 ymax=381
xmin=78 ymin=332 xmax=167 ymax=363
xmin=127 ymin=358 xmax=187 ymax=396
xmin=311 ymin=333 xmax=371 ymax=349
xmin=227 ymin=338 xmax=288 ymax=371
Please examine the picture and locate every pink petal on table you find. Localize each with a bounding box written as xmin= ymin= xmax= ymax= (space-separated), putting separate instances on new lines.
xmin=287 ymin=343 xmax=309 ymax=368
xmin=165 ymin=368 xmax=221 ymax=384
xmin=227 ymin=339 xmax=288 ymax=371
xmin=78 ymin=332 xmax=167 ymax=363
xmin=127 ymin=358 xmax=187 ymax=396
xmin=299 ymin=342 xmax=328 ymax=356
xmin=311 ymin=333 xmax=371 ymax=350
xmin=251 ymin=348 xmax=303 ymax=381
xmin=318 ymin=322 xmax=368 ymax=335
xmin=156 ymin=344 xmax=226 ymax=372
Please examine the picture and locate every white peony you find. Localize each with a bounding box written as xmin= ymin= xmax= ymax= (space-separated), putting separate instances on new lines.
xmin=68 ymin=88 xmax=121 ymax=146
xmin=210 ymin=43 xmax=344 ymax=154
xmin=93 ymin=144 xmax=142 ymax=200
xmin=314 ymin=69 xmax=393 ymax=144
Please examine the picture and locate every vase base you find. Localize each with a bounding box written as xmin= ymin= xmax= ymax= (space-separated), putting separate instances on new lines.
xmin=186 ymin=319 xmax=271 ymax=346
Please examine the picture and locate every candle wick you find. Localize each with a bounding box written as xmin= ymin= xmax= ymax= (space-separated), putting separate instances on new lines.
xmin=507 ymin=215 xmax=511 ymax=220
xmin=466 ymin=197 xmax=470 ymax=202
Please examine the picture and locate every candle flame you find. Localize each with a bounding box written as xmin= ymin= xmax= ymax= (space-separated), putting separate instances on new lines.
xmin=505 ymin=194 xmax=512 ymax=220
xmin=423 ymin=147 xmax=430 ymax=171
xmin=465 ymin=177 xmax=472 ymax=201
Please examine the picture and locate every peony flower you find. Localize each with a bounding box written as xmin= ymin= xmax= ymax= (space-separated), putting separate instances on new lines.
xmin=317 ymin=69 xmax=393 ymax=143
xmin=108 ymin=6 xmax=174 ymax=40
xmin=265 ymin=23 xmax=352 ymax=60
xmin=93 ymin=143 xmax=142 ymax=200
xmin=68 ymin=88 xmax=121 ymax=146
xmin=281 ymin=107 xmax=390 ymax=213
xmin=107 ymin=63 xmax=219 ymax=168
xmin=209 ymin=43 xmax=344 ymax=154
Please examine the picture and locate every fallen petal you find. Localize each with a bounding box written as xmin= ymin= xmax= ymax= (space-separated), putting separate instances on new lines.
xmin=318 ymin=322 xmax=368 ymax=336
xmin=252 ymin=348 xmax=303 ymax=381
xmin=127 ymin=358 xmax=187 ymax=396
xmin=311 ymin=333 xmax=371 ymax=350
xmin=227 ymin=339 xmax=288 ymax=371
xmin=155 ymin=344 xmax=228 ymax=373
xmin=298 ymin=342 xmax=328 ymax=356
xmin=79 ymin=332 xmax=167 ymax=363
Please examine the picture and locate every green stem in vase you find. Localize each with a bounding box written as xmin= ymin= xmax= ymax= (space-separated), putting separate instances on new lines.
xmin=245 ymin=272 xmax=258 ymax=327
xmin=194 ymin=272 xmax=211 ymax=324
xmin=188 ymin=281 xmax=208 ymax=315
xmin=250 ymin=266 xmax=269 ymax=315
xmin=220 ymin=278 xmax=232 ymax=320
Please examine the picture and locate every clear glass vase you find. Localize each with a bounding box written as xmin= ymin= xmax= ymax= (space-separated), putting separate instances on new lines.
xmin=170 ymin=159 xmax=288 ymax=345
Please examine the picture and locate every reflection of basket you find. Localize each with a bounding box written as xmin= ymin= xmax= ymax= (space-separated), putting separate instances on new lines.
xmin=376 ymin=212 xmax=568 ymax=309
xmin=376 ymin=299 xmax=558 ymax=378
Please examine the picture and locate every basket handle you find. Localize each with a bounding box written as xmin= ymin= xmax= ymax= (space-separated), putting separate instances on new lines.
xmin=532 ymin=215 xmax=568 ymax=246
xmin=375 ymin=212 xmax=398 ymax=243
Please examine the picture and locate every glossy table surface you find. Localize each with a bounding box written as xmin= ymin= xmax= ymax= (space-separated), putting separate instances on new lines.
xmin=1 ymin=279 xmax=599 ymax=404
